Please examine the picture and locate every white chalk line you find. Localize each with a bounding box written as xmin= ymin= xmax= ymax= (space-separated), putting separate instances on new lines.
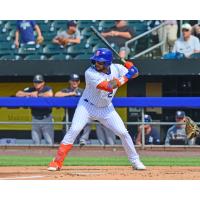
xmin=0 ymin=175 xmax=46 ymax=180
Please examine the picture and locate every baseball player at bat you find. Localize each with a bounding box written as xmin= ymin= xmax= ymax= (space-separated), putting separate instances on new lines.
xmin=48 ymin=48 xmax=146 ymax=171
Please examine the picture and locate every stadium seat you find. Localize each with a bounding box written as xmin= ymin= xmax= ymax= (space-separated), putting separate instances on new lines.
xmin=37 ymin=23 xmax=51 ymax=32
xmin=0 ymin=41 xmax=13 ymax=50
xmin=43 ymin=44 xmax=67 ymax=55
xmin=51 ymin=20 xmax=67 ymax=31
xmin=49 ymin=54 xmax=72 ymax=60
xmin=0 ymin=55 xmax=21 ymax=60
xmin=77 ymin=20 xmax=98 ymax=30
xmin=98 ymin=20 xmax=114 ymax=31
xmin=81 ymin=27 xmax=93 ymax=38
xmin=4 ymin=21 xmax=16 ymax=28
xmin=74 ymin=53 xmax=93 ymax=59
xmin=17 ymin=44 xmax=41 ymax=56
xmin=190 ymin=53 xmax=200 ymax=59
xmin=86 ymin=35 xmax=99 ymax=46
xmin=43 ymin=32 xmax=56 ymax=42
xmin=92 ymin=43 xmax=108 ymax=53
xmin=66 ymin=43 xmax=90 ymax=56
xmin=24 ymin=54 xmax=47 ymax=60
xmin=0 ymin=34 xmax=9 ymax=42
xmin=134 ymin=22 xmax=148 ymax=35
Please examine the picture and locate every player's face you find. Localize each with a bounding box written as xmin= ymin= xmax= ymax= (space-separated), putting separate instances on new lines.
xmin=95 ymin=61 xmax=108 ymax=72
xmin=34 ymin=82 xmax=45 ymax=90
xmin=69 ymin=80 xmax=80 ymax=88
xmin=176 ymin=117 xmax=185 ymax=128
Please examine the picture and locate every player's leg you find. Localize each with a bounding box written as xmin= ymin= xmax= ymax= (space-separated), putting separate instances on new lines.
xmin=96 ymin=123 xmax=106 ymax=145
xmin=104 ymin=126 xmax=116 ymax=145
xmin=42 ymin=115 xmax=54 ymax=145
xmin=79 ymin=123 xmax=92 ymax=146
xmin=31 ymin=118 xmax=42 ymax=144
xmin=99 ymin=110 xmax=146 ymax=170
xmin=48 ymin=103 xmax=90 ymax=171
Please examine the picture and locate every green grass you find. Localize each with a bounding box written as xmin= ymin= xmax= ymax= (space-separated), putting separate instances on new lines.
xmin=1 ymin=156 xmax=200 ymax=166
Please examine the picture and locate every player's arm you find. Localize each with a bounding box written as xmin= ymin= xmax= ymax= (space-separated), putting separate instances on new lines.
xmin=16 ymin=90 xmax=38 ymax=97
xmin=55 ymin=91 xmax=76 ymax=97
xmin=38 ymin=89 xmax=53 ymax=97
xmin=136 ymin=126 xmax=143 ymax=145
xmin=97 ymin=65 xmax=139 ymax=92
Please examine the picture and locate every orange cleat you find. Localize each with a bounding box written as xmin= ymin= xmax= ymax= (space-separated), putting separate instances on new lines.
xmin=47 ymin=144 xmax=73 ymax=171
xmin=48 ymin=160 xmax=62 ymax=171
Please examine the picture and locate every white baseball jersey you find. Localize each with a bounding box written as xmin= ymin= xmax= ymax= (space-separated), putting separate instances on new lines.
xmin=81 ymin=63 xmax=128 ymax=107
xmin=62 ymin=63 xmax=141 ymax=166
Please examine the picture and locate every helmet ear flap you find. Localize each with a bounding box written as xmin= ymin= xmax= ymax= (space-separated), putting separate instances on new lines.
xmin=91 ymin=60 xmax=96 ymax=65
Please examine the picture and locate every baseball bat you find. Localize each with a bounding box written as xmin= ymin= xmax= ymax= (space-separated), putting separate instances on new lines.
xmin=90 ymin=26 xmax=126 ymax=64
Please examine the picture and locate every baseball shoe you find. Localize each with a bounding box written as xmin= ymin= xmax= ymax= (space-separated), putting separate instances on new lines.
xmin=47 ymin=160 xmax=61 ymax=171
xmin=132 ymin=159 xmax=146 ymax=170
xmin=79 ymin=139 xmax=87 ymax=147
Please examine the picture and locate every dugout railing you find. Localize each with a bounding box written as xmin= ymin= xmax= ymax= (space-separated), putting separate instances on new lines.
xmin=0 ymin=97 xmax=200 ymax=149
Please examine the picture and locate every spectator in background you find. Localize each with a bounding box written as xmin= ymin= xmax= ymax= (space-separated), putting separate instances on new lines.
xmin=192 ymin=23 xmax=200 ymax=40
xmin=52 ymin=20 xmax=81 ymax=47
xmin=101 ymin=20 xmax=134 ymax=58
xmin=165 ymin=111 xmax=195 ymax=145
xmin=172 ymin=23 xmax=200 ymax=58
xmin=136 ymin=114 xmax=160 ymax=145
xmin=79 ymin=122 xmax=116 ymax=146
xmin=15 ymin=20 xmax=44 ymax=48
xmin=160 ymin=20 xmax=178 ymax=54
xmin=147 ymin=20 xmax=178 ymax=55
xmin=16 ymin=74 xmax=54 ymax=145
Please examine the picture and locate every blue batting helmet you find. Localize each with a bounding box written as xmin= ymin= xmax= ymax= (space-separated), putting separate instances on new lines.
xmin=90 ymin=48 xmax=113 ymax=67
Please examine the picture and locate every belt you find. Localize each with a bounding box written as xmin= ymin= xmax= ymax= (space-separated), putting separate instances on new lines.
xmin=84 ymin=99 xmax=94 ymax=106
xmin=33 ymin=114 xmax=50 ymax=120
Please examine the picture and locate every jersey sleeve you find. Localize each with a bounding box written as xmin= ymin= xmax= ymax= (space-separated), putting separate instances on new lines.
xmin=116 ymin=64 xmax=128 ymax=77
xmin=61 ymin=88 xmax=69 ymax=93
xmin=85 ymin=68 xmax=106 ymax=88
xmin=43 ymin=86 xmax=52 ymax=92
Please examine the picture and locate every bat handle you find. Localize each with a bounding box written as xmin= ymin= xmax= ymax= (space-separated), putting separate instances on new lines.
xmin=120 ymin=58 xmax=126 ymax=64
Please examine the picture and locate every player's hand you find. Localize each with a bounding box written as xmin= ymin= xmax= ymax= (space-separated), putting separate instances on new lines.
xmin=124 ymin=61 xmax=135 ymax=69
xmin=69 ymin=91 xmax=77 ymax=96
xmin=15 ymin=40 xmax=19 ymax=48
xmin=125 ymin=66 xmax=139 ymax=79
xmin=29 ymin=91 xmax=38 ymax=97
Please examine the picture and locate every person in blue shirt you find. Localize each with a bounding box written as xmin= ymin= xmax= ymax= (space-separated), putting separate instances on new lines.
xmin=136 ymin=114 xmax=160 ymax=145
xmin=15 ymin=20 xmax=43 ymax=48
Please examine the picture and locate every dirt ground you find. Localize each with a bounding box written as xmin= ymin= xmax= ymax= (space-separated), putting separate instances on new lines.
xmin=0 ymin=166 xmax=200 ymax=180
xmin=0 ymin=146 xmax=200 ymax=180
